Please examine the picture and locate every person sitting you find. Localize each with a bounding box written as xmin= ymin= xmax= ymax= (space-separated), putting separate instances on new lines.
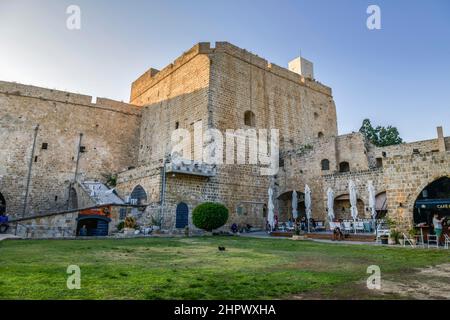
xmin=79 ymin=225 xmax=87 ymax=236
xmin=332 ymin=227 xmax=344 ymax=241
xmin=300 ymin=216 xmax=307 ymax=231
xmin=0 ymin=214 xmax=9 ymax=233
xmin=309 ymin=218 xmax=316 ymax=231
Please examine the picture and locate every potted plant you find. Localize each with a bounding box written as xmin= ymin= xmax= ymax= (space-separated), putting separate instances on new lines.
xmin=389 ymin=229 xmax=400 ymax=245
xmin=408 ymin=228 xmax=418 ymax=245
xmin=123 ymin=216 xmax=137 ymax=235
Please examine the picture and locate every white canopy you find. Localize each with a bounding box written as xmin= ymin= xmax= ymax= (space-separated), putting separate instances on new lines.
xmin=349 ymin=180 xmax=358 ymax=221
xmin=267 ymin=187 xmax=275 ymax=231
xmin=292 ymin=190 xmax=298 ymax=220
xmin=327 ymin=187 xmax=335 ymax=221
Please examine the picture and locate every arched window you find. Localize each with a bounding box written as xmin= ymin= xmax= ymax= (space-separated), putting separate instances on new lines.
xmin=339 ymin=162 xmax=350 ymax=173
xmin=130 ymin=185 xmax=147 ymax=205
xmin=318 ymin=132 xmax=324 ymax=138
xmin=321 ymin=159 xmax=330 ymax=171
xmin=244 ymin=110 xmax=256 ymax=127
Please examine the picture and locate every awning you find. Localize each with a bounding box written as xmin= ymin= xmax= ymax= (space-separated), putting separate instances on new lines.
xmin=415 ymin=199 xmax=450 ymax=210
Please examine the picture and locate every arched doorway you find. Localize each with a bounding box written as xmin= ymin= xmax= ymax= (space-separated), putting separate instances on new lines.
xmin=68 ymin=188 xmax=78 ymax=210
xmin=130 ymin=185 xmax=147 ymax=205
xmin=414 ymin=177 xmax=450 ymax=225
xmin=0 ymin=192 xmax=5 ymax=215
xmin=76 ymin=215 xmax=111 ymax=236
xmin=175 ymin=202 xmax=189 ymax=229
xmin=277 ymin=191 xmax=305 ymax=222
xmin=334 ymin=194 xmax=365 ymax=220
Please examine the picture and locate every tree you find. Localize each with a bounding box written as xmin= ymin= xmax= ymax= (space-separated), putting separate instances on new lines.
xmin=359 ymin=119 xmax=403 ymax=147
xmin=192 ymin=202 xmax=229 ymax=232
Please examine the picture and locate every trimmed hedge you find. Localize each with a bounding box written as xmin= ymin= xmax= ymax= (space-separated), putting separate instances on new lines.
xmin=192 ymin=202 xmax=229 ymax=232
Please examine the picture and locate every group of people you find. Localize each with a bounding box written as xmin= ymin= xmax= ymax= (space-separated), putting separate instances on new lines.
xmin=265 ymin=215 xmax=317 ymax=232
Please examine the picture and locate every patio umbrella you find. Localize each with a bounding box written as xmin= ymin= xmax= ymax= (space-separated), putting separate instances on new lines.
xmin=292 ymin=190 xmax=298 ymax=220
xmin=367 ymin=180 xmax=377 ymax=234
xmin=327 ymin=187 xmax=335 ymax=221
xmin=349 ymin=180 xmax=358 ymax=233
xmin=367 ymin=180 xmax=376 ymax=219
xmin=267 ymin=187 xmax=275 ymax=232
xmin=305 ymin=184 xmax=312 ymax=232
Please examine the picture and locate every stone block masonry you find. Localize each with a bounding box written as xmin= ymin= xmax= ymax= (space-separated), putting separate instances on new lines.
xmin=0 ymin=81 xmax=141 ymax=218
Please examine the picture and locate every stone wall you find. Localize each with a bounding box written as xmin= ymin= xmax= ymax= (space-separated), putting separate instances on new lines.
xmin=0 ymin=81 xmax=141 ymax=218
xmin=8 ymin=205 xmax=125 ymax=239
xmin=384 ymin=151 xmax=450 ymax=230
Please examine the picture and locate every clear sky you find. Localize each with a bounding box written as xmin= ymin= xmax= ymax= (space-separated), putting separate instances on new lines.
xmin=1 ymin=0 xmax=449 ymax=142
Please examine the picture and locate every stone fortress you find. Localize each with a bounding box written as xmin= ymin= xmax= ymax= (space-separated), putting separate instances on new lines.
xmin=1 ymin=42 xmax=449 ymax=238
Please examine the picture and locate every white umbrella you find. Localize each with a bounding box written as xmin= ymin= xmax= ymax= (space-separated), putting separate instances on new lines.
xmin=327 ymin=187 xmax=335 ymax=221
xmin=267 ymin=187 xmax=275 ymax=232
xmin=367 ymin=180 xmax=376 ymax=219
xmin=349 ymin=180 xmax=358 ymax=233
xmin=292 ymin=190 xmax=298 ymax=220
xmin=367 ymin=180 xmax=377 ymax=234
xmin=305 ymin=184 xmax=312 ymax=232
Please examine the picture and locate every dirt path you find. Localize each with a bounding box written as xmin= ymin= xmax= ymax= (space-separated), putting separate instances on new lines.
xmin=290 ymin=263 xmax=450 ymax=300
xmin=379 ymin=264 xmax=450 ymax=299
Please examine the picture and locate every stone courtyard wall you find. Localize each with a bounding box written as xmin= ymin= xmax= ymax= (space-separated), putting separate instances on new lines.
xmin=0 ymin=81 xmax=141 ymax=218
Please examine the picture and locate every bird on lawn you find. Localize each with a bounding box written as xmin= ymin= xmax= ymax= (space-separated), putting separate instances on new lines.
xmin=218 ymin=246 xmax=226 ymax=251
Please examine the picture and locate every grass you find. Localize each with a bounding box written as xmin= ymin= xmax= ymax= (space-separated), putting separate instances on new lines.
xmin=0 ymin=236 xmax=449 ymax=299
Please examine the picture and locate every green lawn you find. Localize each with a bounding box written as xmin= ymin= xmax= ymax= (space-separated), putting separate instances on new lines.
xmin=0 ymin=236 xmax=449 ymax=299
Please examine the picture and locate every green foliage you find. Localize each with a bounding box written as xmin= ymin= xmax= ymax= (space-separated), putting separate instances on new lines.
xmin=390 ymin=229 xmax=401 ymax=244
xmin=192 ymin=202 xmax=229 ymax=232
xmin=104 ymin=174 xmax=117 ymax=188
xmin=117 ymin=221 xmax=124 ymax=231
xmin=359 ymin=119 xmax=403 ymax=147
xmin=1 ymin=237 xmax=450 ymax=299
xmin=408 ymin=228 xmax=418 ymax=237
xmin=124 ymin=216 xmax=137 ymax=229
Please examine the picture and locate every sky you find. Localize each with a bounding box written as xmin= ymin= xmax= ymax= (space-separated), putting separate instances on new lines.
xmin=0 ymin=0 xmax=449 ymax=142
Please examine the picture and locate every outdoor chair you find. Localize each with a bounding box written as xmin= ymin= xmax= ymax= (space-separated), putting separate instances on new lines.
xmin=355 ymin=221 xmax=364 ymax=233
xmin=363 ymin=222 xmax=372 ymax=233
xmin=402 ymin=233 xmax=416 ymax=248
xmin=315 ymin=221 xmax=325 ymax=232
xmin=343 ymin=221 xmax=353 ymax=233
xmin=329 ymin=222 xmax=336 ymax=231
xmin=427 ymin=234 xmax=439 ymax=249
xmin=444 ymin=234 xmax=450 ymax=250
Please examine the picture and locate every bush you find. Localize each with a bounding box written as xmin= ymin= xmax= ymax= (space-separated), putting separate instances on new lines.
xmin=117 ymin=221 xmax=124 ymax=231
xmin=192 ymin=202 xmax=229 ymax=232
xmin=124 ymin=216 xmax=137 ymax=229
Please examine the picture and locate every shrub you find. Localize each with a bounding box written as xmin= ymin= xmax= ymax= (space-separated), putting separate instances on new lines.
xmin=124 ymin=216 xmax=137 ymax=229
xmin=192 ymin=202 xmax=229 ymax=232
xmin=117 ymin=221 xmax=124 ymax=231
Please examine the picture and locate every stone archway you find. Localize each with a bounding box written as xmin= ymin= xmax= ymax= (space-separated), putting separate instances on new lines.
xmin=130 ymin=185 xmax=148 ymax=205
xmin=277 ymin=190 xmax=305 ymax=222
xmin=412 ymin=176 xmax=450 ymax=225
xmin=333 ymin=194 xmax=365 ymax=220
